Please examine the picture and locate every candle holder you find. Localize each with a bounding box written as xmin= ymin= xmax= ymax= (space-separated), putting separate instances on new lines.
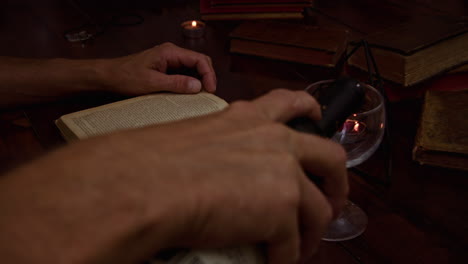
xmin=181 ymin=20 xmax=205 ymax=38
xmin=305 ymin=78 xmax=386 ymax=242
xmin=306 ymin=80 xmax=385 ymax=168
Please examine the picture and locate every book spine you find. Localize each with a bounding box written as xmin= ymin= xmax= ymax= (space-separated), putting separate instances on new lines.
xmin=201 ymin=0 xmax=304 ymax=13
xmin=202 ymin=12 xmax=304 ymax=20
xmin=211 ymin=0 xmax=312 ymax=4
xmin=211 ymin=0 xmax=313 ymax=8
xmin=211 ymin=3 xmax=312 ymax=8
xmin=230 ymin=38 xmax=334 ymax=66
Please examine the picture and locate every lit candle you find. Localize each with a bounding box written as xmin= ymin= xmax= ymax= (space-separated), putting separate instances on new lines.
xmin=334 ymin=119 xmax=367 ymax=144
xmin=181 ymin=20 xmax=205 ymax=38
xmin=342 ymin=119 xmax=366 ymax=135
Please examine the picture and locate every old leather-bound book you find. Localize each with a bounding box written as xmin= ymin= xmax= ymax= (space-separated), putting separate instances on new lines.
xmin=210 ymin=0 xmax=313 ymax=8
xmin=348 ymin=15 xmax=468 ymax=87
xmin=412 ymin=89 xmax=468 ymax=171
xmin=200 ymin=0 xmax=305 ymax=20
xmin=229 ymin=20 xmax=348 ymax=67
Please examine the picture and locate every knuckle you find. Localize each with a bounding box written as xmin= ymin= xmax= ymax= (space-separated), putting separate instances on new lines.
xmin=251 ymin=124 xmax=294 ymax=157
xmin=157 ymin=43 xmax=177 ymax=56
xmin=275 ymin=182 xmax=301 ymax=209
xmin=250 ymin=123 xmax=292 ymax=146
xmin=160 ymin=42 xmax=175 ymax=48
xmin=276 ymin=151 xmax=297 ymax=169
xmin=267 ymin=89 xmax=308 ymax=113
xmin=268 ymin=88 xmax=294 ymax=99
xmin=295 ymin=90 xmax=316 ymax=107
xmin=265 ymin=123 xmax=291 ymax=141
xmin=176 ymin=78 xmax=187 ymax=91
xmin=268 ymin=153 xmax=302 ymax=207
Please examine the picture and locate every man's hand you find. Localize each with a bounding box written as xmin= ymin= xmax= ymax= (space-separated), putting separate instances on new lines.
xmin=0 ymin=43 xmax=215 ymax=107
xmin=99 ymin=42 xmax=216 ymax=95
xmin=0 ymin=89 xmax=347 ymax=264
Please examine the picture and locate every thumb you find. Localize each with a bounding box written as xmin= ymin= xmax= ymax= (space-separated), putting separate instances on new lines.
xmin=153 ymin=74 xmax=202 ymax=94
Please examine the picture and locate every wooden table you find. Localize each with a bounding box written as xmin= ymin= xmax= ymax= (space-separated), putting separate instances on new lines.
xmin=1 ymin=0 xmax=467 ymax=263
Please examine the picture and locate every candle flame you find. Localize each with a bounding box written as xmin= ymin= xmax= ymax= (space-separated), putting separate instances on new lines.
xmin=192 ymin=21 xmax=197 ymax=27
xmin=353 ymin=121 xmax=360 ymax=132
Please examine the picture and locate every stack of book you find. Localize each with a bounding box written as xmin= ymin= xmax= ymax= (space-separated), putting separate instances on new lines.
xmin=229 ymin=20 xmax=348 ymax=67
xmin=200 ymin=0 xmax=313 ymax=20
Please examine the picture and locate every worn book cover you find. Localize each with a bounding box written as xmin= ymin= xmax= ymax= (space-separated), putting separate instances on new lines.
xmin=211 ymin=0 xmax=310 ymax=4
xmin=202 ymin=12 xmax=303 ymax=20
xmin=200 ymin=0 xmax=306 ymax=20
xmin=210 ymin=0 xmax=313 ymax=8
xmin=229 ymin=20 xmax=348 ymax=67
xmin=200 ymin=0 xmax=303 ymax=14
xmin=412 ymin=89 xmax=468 ymax=171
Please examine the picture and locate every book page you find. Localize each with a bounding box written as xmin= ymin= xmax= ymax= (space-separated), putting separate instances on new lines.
xmin=59 ymin=92 xmax=228 ymax=140
xmin=150 ymin=246 xmax=264 ymax=264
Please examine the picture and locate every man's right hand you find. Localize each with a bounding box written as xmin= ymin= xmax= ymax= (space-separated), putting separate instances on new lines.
xmin=0 ymin=89 xmax=347 ymax=264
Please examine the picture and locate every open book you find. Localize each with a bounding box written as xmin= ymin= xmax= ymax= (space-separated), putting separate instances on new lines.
xmin=154 ymin=246 xmax=264 ymax=264
xmin=56 ymin=93 xmax=265 ymax=264
xmin=56 ymin=92 xmax=229 ymax=142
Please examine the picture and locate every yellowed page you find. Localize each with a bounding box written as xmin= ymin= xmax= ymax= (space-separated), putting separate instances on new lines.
xmin=57 ymin=92 xmax=228 ymax=141
xmin=158 ymin=246 xmax=264 ymax=264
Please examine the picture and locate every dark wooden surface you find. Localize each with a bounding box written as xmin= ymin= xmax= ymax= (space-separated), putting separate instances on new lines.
xmin=1 ymin=0 xmax=467 ymax=263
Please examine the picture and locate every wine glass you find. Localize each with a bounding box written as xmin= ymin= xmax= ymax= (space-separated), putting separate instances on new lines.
xmin=306 ymin=80 xmax=386 ymax=241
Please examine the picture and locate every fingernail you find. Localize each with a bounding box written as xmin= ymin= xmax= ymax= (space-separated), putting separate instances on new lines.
xmin=188 ymin=80 xmax=202 ymax=92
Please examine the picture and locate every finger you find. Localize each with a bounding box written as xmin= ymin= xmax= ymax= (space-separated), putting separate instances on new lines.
xmin=252 ymin=89 xmax=321 ymax=122
xmin=206 ymin=56 xmax=217 ymax=92
xmin=148 ymin=73 xmax=202 ymax=93
xmin=292 ymin=132 xmax=348 ymax=218
xmin=267 ymin=215 xmax=301 ymax=264
xmin=298 ymin=177 xmax=333 ymax=262
xmin=161 ymin=45 xmax=217 ymax=93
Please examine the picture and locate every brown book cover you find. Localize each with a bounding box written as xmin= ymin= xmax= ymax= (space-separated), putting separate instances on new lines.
xmin=412 ymin=89 xmax=468 ymax=171
xmin=348 ymin=15 xmax=468 ymax=86
xmin=200 ymin=0 xmax=304 ymax=13
xmin=202 ymin=12 xmax=304 ymax=20
xmin=200 ymin=0 xmax=306 ymax=20
xmin=211 ymin=0 xmax=311 ymax=4
xmin=229 ymin=20 xmax=348 ymax=67
xmin=210 ymin=0 xmax=313 ymax=8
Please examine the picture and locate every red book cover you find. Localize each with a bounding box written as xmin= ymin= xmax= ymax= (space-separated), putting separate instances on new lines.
xmin=212 ymin=1 xmax=312 ymax=8
xmin=200 ymin=0 xmax=304 ymax=14
xmin=211 ymin=0 xmax=311 ymax=3
xmin=211 ymin=0 xmax=313 ymax=6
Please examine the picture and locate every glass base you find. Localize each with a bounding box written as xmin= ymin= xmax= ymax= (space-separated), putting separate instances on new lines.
xmin=322 ymin=201 xmax=368 ymax=242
